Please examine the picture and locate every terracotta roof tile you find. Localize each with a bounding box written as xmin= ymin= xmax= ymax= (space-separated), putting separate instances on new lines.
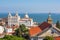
xmin=39 ymin=22 xmax=51 ymax=30
xmin=55 ymin=36 xmax=60 ymax=40
xmin=29 ymin=22 xmax=51 ymax=37
xmin=29 ymin=26 xmax=42 ymax=36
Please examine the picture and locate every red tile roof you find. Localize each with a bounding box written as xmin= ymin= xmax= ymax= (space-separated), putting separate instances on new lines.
xmin=29 ymin=26 xmax=42 ymax=36
xmin=54 ymin=36 xmax=60 ymax=40
xmin=29 ymin=22 xmax=51 ymax=37
xmin=39 ymin=22 xmax=51 ymax=30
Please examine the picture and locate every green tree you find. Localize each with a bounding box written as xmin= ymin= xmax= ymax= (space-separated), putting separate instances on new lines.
xmin=43 ymin=36 xmax=54 ymax=40
xmin=15 ymin=28 xmax=22 ymax=37
xmin=56 ymin=21 xmax=60 ymax=29
xmin=0 ymin=35 xmax=26 ymax=40
xmin=15 ymin=24 xmax=29 ymax=40
xmin=20 ymin=24 xmax=29 ymax=40
xmin=20 ymin=24 xmax=28 ymax=32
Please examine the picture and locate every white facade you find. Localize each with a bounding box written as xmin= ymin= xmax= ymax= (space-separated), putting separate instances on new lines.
xmin=19 ymin=14 xmax=33 ymax=27
xmin=0 ymin=26 xmax=4 ymax=34
xmin=8 ymin=12 xmax=20 ymax=27
xmin=19 ymin=18 xmax=33 ymax=27
xmin=8 ymin=12 xmax=33 ymax=27
xmin=6 ymin=28 xmax=13 ymax=33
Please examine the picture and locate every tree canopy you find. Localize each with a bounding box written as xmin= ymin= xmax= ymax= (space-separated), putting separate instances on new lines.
xmin=56 ymin=20 xmax=60 ymax=29
xmin=43 ymin=36 xmax=54 ymax=40
xmin=15 ymin=24 xmax=29 ymax=40
xmin=0 ymin=35 xmax=26 ymax=40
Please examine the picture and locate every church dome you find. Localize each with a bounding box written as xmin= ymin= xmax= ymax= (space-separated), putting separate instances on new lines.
xmin=24 ymin=13 xmax=29 ymax=18
xmin=0 ymin=26 xmax=4 ymax=34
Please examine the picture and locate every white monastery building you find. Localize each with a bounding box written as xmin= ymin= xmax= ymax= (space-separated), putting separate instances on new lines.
xmin=8 ymin=12 xmax=33 ymax=27
xmin=8 ymin=12 xmax=20 ymax=27
xmin=19 ymin=13 xmax=33 ymax=27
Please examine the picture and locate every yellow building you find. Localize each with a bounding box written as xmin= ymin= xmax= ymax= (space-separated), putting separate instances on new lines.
xmin=47 ymin=13 xmax=52 ymax=24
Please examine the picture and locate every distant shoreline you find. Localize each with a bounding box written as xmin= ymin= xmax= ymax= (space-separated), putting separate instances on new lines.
xmin=0 ymin=13 xmax=60 ymax=24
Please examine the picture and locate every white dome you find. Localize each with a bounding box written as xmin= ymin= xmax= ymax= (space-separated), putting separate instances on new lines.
xmin=0 ymin=26 xmax=4 ymax=34
xmin=25 ymin=13 xmax=29 ymax=18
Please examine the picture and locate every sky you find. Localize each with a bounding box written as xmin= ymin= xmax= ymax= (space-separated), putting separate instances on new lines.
xmin=0 ymin=0 xmax=60 ymax=13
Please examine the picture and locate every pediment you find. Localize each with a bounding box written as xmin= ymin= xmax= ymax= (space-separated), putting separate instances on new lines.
xmin=37 ymin=27 xmax=60 ymax=37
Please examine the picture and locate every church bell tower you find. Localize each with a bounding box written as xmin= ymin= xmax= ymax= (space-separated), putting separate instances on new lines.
xmin=47 ymin=12 xmax=52 ymax=24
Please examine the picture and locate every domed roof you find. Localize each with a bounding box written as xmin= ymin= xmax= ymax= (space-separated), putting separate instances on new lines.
xmin=24 ymin=13 xmax=29 ymax=18
xmin=0 ymin=26 xmax=4 ymax=34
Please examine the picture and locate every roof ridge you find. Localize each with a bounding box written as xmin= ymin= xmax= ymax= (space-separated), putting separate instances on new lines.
xmin=36 ymin=26 xmax=51 ymax=36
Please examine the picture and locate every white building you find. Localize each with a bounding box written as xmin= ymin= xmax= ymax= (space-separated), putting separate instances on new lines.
xmin=5 ymin=27 xmax=14 ymax=35
xmin=8 ymin=12 xmax=20 ymax=27
xmin=8 ymin=12 xmax=33 ymax=27
xmin=0 ymin=26 xmax=5 ymax=38
xmin=0 ymin=26 xmax=4 ymax=34
xmin=19 ymin=13 xmax=33 ymax=27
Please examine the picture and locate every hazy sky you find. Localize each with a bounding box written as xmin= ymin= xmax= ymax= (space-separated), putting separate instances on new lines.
xmin=0 ymin=0 xmax=60 ymax=13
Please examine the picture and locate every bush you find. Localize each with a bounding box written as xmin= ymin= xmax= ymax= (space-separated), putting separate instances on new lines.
xmin=0 ymin=35 xmax=26 ymax=40
xmin=43 ymin=36 xmax=54 ymax=40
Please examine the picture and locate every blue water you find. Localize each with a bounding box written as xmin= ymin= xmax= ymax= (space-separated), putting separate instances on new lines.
xmin=0 ymin=13 xmax=60 ymax=23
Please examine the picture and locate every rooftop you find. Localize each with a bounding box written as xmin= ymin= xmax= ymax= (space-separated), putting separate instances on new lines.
xmin=29 ymin=22 xmax=51 ymax=37
xmin=39 ymin=22 xmax=51 ymax=30
xmin=29 ymin=26 xmax=42 ymax=36
xmin=54 ymin=36 xmax=60 ymax=40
